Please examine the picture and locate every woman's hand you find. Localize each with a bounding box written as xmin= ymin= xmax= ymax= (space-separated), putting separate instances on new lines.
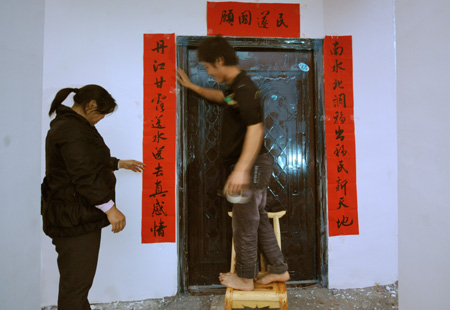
xmin=119 ymin=160 xmax=145 ymax=172
xmin=105 ymin=205 xmax=126 ymax=233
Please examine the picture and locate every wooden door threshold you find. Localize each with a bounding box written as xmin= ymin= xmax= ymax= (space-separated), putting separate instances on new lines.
xmin=187 ymin=280 xmax=321 ymax=295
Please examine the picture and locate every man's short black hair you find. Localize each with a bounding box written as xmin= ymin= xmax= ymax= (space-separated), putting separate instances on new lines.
xmin=197 ymin=35 xmax=238 ymax=66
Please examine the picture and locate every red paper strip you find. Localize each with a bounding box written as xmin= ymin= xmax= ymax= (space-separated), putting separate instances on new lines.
xmin=207 ymin=1 xmax=300 ymax=38
xmin=142 ymin=33 xmax=176 ymax=243
xmin=324 ymin=36 xmax=359 ymax=236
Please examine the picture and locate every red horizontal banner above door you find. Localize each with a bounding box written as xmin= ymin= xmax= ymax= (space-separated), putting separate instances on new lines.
xmin=207 ymin=1 xmax=300 ymax=38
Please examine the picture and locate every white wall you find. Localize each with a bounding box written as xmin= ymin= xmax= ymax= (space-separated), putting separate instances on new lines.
xmin=39 ymin=0 xmax=398 ymax=306
xmin=396 ymin=0 xmax=450 ymax=309
xmin=40 ymin=0 xmax=325 ymax=306
xmin=0 ymin=0 xmax=44 ymax=309
xmin=323 ymin=0 xmax=398 ymax=288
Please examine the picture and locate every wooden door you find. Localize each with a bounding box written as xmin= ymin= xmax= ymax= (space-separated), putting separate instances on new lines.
xmin=177 ymin=37 xmax=327 ymax=293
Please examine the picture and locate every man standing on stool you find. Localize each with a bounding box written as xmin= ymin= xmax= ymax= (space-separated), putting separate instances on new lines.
xmin=177 ymin=35 xmax=290 ymax=291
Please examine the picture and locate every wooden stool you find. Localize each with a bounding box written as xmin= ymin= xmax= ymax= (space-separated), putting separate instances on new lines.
xmin=225 ymin=211 xmax=288 ymax=310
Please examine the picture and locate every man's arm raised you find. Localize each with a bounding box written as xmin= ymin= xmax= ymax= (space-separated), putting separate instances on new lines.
xmin=177 ymin=68 xmax=225 ymax=103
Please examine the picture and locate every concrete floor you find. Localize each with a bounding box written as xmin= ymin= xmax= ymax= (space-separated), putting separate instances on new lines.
xmin=42 ymin=282 xmax=398 ymax=310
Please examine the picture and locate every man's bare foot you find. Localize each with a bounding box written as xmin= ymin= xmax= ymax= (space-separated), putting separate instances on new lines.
xmin=256 ymin=271 xmax=290 ymax=285
xmin=219 ymin=272 xmax=254 ymax=291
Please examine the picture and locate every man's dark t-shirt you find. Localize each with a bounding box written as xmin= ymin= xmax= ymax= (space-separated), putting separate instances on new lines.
xmin=220 ymin=71 xmax=266 ymax=166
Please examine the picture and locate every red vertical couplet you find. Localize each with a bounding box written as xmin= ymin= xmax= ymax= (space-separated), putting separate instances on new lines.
xmin=207 ymin=1 xmax=300 ymax=38
xmin=323 ymin=36 xmax=359 ymax=236
xmin=142 ymin=33 xmax=176 ymax=243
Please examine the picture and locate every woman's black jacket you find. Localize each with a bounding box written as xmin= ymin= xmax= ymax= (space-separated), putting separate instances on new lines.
xmin=41 ymin=105 xmax=118 ymax=238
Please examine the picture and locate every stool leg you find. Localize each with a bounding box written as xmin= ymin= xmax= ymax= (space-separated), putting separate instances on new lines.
xmin=225 ymin=288 xmax=233 ymax=310
xmin=273 ymin=216 xmax=282 ymax=249
xmin=260 ymin=254 xmax=266 ymax=272
xmin=230 ymin=238 xmax=236 ymax=273
xmin=279 ymin=282 xmax=288 ymax=310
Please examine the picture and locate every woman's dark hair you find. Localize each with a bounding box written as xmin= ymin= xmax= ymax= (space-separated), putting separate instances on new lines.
xmin=48 ymin=84 xmax=117 ymax=116
xmin=197 ymin=35 xmax=238 ymax=66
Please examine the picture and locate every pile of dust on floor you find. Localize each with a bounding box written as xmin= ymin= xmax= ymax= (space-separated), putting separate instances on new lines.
xmin=42 ymin=282 xmax=398 ymax=310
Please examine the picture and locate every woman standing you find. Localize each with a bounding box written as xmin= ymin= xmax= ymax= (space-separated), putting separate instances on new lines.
xmin=41 ymin=85 xmax=145 ymax=309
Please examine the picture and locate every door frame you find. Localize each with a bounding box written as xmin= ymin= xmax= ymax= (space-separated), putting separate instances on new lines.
xmin=176 ymin=36 xmax=328 ymax=294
